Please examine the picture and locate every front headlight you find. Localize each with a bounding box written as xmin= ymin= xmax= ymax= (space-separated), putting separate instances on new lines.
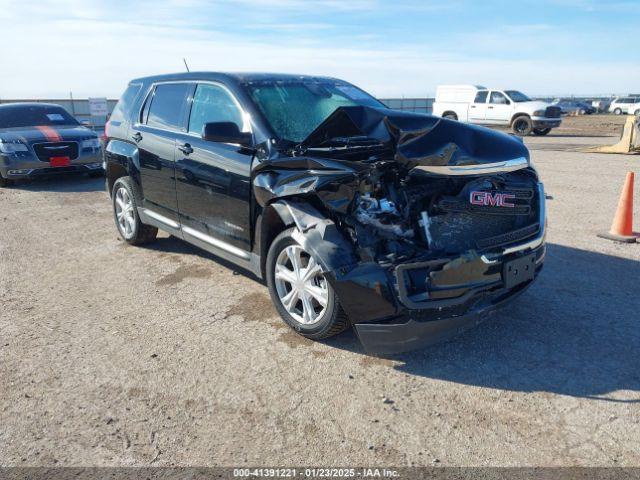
xmin=81 ymin=138 xmax=101 ymax=149
xmin=533 ymin=110 xmax=546 ymax=117
xmin=0 ymin=140 xmax=29 ymax=154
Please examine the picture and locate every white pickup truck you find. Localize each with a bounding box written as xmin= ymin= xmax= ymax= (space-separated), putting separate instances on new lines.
xmin=432 ymin=85 xmax=562 ymax=136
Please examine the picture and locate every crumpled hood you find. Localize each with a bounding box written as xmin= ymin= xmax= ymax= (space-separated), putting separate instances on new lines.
xmin=297 ymin=106 xmax=530 ymax=170
xmin=253 ymin=106 xmax=532 ymax=214
xmin=0 ymin=125 xmax=96 ymax=145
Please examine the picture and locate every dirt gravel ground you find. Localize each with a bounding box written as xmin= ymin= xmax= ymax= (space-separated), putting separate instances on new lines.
xmin=1 ymin=116 xmax=639 ymax=467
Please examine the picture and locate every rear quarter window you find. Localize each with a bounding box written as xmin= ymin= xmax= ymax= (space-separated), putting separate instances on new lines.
xmin=110 ymin=84 xmax=142 ymax=123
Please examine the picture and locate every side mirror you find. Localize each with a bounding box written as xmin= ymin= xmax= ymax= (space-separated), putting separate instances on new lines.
xmin=202 ymin=122 xmax=253 ymax=146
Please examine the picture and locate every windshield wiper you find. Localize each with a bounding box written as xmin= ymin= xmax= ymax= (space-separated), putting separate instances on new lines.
xmin=290 ymin=135 xmax=384 ymax=157
xmin=311 ymin=135 xmax=383 ymax=148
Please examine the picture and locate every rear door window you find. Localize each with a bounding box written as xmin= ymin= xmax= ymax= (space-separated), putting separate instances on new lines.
xmin=489 ymin=91 xmax=508 ymax=105
xmin=188 ymin=83 xmax=246 ymax=135
xmin=146 ymin=83 xmax=191 ymax=131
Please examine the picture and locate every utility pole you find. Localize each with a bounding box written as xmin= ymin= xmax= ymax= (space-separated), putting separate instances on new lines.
xmin=69 ymin=91 xmax=76 ymax=116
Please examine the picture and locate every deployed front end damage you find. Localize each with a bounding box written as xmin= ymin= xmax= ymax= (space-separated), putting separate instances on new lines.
xmin=254 ymin=106 xmax=546 ymax=354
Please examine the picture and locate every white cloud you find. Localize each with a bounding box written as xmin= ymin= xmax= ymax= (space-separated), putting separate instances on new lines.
xmin=1 ymin=0 xmax=638 ymax=99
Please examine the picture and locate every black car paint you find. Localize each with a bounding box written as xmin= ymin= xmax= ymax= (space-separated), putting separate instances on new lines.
xmin=104 ymin=72 xmax=545 ymax=354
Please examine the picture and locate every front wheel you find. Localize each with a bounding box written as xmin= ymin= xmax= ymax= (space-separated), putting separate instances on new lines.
xmin=111 ymin=177 xmax=158 ymax=245
xmin=533 ymin=128 xmax=552 ymax=136
xmin=512 ymin=116 xmax=533 ymax=136
xmin=266 ymin=228 xmax=349 ymax=340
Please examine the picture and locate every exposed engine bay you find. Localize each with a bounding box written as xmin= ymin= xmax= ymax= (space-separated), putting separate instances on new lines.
xmin=253 ymin=105 xmax=542 ymax=270
xmin=343 ymin=164 xmax=540 ymax=265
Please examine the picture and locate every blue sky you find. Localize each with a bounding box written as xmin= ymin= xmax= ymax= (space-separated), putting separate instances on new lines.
xmin=1 ymin=0 xmax=639 ymax=98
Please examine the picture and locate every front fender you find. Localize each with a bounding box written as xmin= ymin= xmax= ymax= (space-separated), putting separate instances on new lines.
xmin=269 ymin=199 xmax=399 ymax=323
xmin=269 ymin=199 xmax=357 ymax=273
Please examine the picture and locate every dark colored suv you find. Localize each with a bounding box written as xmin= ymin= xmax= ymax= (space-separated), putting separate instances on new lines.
xmin=104 ymin=72 xmax=545 ymax=354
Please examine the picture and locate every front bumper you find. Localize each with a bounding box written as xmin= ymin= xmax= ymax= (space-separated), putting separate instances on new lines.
xmin=353 ymin=244 xmax=544 ymax=354
xmin=333 ymin=182 xmax=547 ymax=354
xmin=531 ymin=117 xmax=561 ymax=129
xmin=0 ymin=152 xmax=102 ymax=179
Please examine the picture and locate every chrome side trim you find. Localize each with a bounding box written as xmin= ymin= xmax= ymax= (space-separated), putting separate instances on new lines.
xmin=182 ymin=225 xmax=250 ymax=260
xmin=142 ymin=208 xmax=251 ymax=260
xmin=142 ymin=209 xmax=180 ymax=229
xmin=420 ymin=157 xmax=529 ymax=176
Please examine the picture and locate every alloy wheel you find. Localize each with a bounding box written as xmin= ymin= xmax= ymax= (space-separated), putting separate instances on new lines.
xmin=114 ymin=187 xmax=135 ymax=239
xmin=514 ymin=119 xmax=528 ymax=134
xmin=273 ymin=245 xmax=328 ymax=325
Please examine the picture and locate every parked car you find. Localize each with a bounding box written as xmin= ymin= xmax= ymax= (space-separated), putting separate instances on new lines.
xmin=608 ymin=97 xmax=640 ymax=115
xmin=0 ymin=103 xmax=103 ymax=187
xmin=432 ymin=85 xmax=561 ymax=136
xmin=552 ymin=99 xmax=596 ymax=115
xmin=104 ymin=72 xmax=546 ymax=354
xmin=591 ymin=99 xmax=612 ymax=113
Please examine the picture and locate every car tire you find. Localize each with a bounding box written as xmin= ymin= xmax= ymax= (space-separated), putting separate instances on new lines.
xmin=266 ymin=227 xmax=349 ymax=340
xmin=0 ymin=172 xmax=12 ymax=188
xmin=613 ymin=108 xmax=623 ymax=115
xmin=443 ymin=112 xmax=458 ymax=121
xmin=579 ymin=109 xmax=585 ymax=115
xmin=635 ymin=109 xmax=640 ymax=116
xmin=111 ymin=176 xmax=158 ymax=245
xmin=533 ymin=128 xmax=551 ymax=136
xmin=512 ymin=115 xmax=533 ymax=136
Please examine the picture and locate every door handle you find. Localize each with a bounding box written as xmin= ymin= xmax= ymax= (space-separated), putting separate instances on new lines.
xmin=488 ymin=106 xmax=494 ymax=109
xmin=178 ymin=143 xmax=193 ymax=155
xmin=132 ymin=132 xmax=143 ymax=143
xmin=471 ymin=105 xmax=476 ymax=108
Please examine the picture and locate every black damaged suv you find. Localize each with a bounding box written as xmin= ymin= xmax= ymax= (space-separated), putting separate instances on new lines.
xmin=104 ymin=72 xmax=545 ymax=354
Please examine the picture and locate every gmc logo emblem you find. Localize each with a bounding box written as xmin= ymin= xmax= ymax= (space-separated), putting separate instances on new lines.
xmin=470 ymin=191 xmax=516 ymax=208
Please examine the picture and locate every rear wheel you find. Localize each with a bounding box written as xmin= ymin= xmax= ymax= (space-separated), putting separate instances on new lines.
xmin=635 ymin=109 xmax=640 ymax=116
xmin=111 ymin=177 xmax=157 ymax=245
xmin=443 ymin=112 xmax=458 ymax=121
xmin=266 ymin=228 xmax=349 ymax=340
xmin=0 ymin=172 xmax=11 ymax=188
xmin=613 ymin=108 xmax=623 ymax=115
xmin=533 ymin=128 xmax=551 ymax=136
xmin=512 ymin=115 xmax=533 ymax=136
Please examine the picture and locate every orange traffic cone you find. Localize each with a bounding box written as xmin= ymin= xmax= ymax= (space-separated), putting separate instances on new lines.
xmin=598 ymin=172 xmax=639 ymax=243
